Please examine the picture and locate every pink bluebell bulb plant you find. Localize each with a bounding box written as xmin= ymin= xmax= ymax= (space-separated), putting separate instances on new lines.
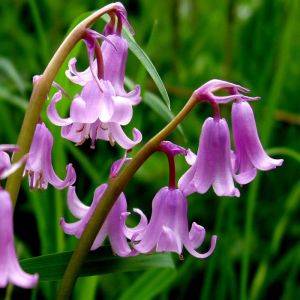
xmin=0 ymin=189 xmax=39 ymax=288
xmin=24 ymin=123 xmax=76 ymax=189
xmin=232 ymin=101 xmax=283 ymax=184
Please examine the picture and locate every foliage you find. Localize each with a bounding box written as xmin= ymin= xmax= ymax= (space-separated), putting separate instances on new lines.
xmin=0 ymin=0 xmax=299 ymax=299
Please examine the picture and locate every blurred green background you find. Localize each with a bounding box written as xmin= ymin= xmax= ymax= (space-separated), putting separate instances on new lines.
xmin=0 ymin=0 xmax=299 ymax=299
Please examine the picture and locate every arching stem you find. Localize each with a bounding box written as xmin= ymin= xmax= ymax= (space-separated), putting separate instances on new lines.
xmin=56 ymin=94 xmax=199 ymax=299
xmin=5 ymin=2 xmax=124 ymax=208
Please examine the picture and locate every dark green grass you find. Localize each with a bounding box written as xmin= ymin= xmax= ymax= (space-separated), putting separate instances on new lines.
xmin=0 ymin=0 xmax=299 ymax=299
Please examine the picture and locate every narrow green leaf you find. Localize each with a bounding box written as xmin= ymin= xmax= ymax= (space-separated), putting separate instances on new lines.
xmin=0 ymin=87 xmax=28 ymax=110
xmin=119 ymin=269 xmax=177 ymax=300
xmin=122 ymin=30 xmax=171 ymax=109
xmin=104 ymin=15 xmax=170 ymax=109
xmin=0 ymin=58 xmax=27 ymax=95
xmin=143 ymin=92 xmax=184 ymax=137
xmin=20 ymin=247 xmax=175 ymax=282
xmin=267 ymin=147 xmax=300 ymax=163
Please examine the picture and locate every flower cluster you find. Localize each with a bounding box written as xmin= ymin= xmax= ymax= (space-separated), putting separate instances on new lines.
xmin=0 ymin=2 xmax=284 ymax=292
xmin=179 ymin=80 xmax=283 ymax=197
xmin=47 ymin=11 xmax=142 ymax=149
xmin=61 ymin=145 xmax=217 ymax=258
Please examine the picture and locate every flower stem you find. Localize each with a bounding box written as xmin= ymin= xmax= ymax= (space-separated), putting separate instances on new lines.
xmin=94 ymin=40 xmax=104 ymax=79
xmin=4 ymin=3 xmax=124 ymax=208
xmin=56 ymin=94 xmax=198 ymax=300
xmin=166 ymin=154 xmax=176 ymax=189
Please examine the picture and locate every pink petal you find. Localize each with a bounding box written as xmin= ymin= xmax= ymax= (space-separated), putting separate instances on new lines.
xmin=179 ymin=118 xmax=216 ymax=195
xmin=102 ymin=35 xmax=128 ymax=90
xmin=184 ymin=234 xmax=217 ymax=259
xmin=121 ymin=208 xmax=148 ymax=239
xmin=47 ymin=91 xmax=72 ymax=126
xmin=108 ymin=123 xmax=142 ymax=149
xmin=211 ymin=119 xmax=240 ymax=197
xmin=188 ymin=223 xmax=206 ymax=249
xmin=65 ymin=58 xmax=95 ymax=86
xmin=185 ymin=149 xmax=197 ymax=166
xmin=0 ymin=190 xmax=38 ymax=288
xmin=110 ymin=96 xmax=133 ymax=125
xmin=232 ymin=102 xmax=283 ymax=174
xmin=156 ymin=226 xmax=182 ymax=254
xmin=67 ymin=186 xmax=89 ymax=218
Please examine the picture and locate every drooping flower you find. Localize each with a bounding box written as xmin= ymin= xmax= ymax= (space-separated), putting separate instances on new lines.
xmin=47 ymin=22 xmax=142 ymax=149
xmin=0 ymin=189 xmax=39 ymax=288
xmin=48 ymin=94 xmax=142 ymax=149
xmin=24 ymin=123 xmax=76 ymax=189
xmin=131 ymin=187 xmax=217 ymax=258
xmin=179 ymin=117 xmax=240 ymax=197
xmin=60 ymin=158 xmax=146 ymax=256
xmin=232 ymin=101 xmax=283 ymax=184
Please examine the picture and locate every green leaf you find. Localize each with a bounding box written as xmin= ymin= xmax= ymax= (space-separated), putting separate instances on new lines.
xmin=143 ymin=91 xmax=184 ymax=138
xmin=119 ymin=269 xmax=177 ymax=300
xmin=0 ymin=86 xmax=28 ymax=110
xmin=0 ymin=58 xmax=27 ymax=95
xmin=267 ymin=147 xmax=300 ymax=163
xmin=122 ymin=30 xmax=171 ymax=109
xmin=20 ymin=247 xmax=175 ymax=282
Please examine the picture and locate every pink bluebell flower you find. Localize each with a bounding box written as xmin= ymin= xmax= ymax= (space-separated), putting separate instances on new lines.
xmin=132 ymin=187 xmax=217 ymax=258
xmin=232 ymin=101 xmax=283 ymax=184
xmin=0 ymin=147 xmax=38 ymax=288
xmin=0 ymin=189 xmax=39 ymax=288
xmin=61 ymin=158 xmax=146 ymax=256
xmin=24 ymin=123 xmax=76 ymax=189
xmin=179 ymin=117 xmax=240 ymax=197
xmin=48 ymin=94 xmax=142 ymax=149
xmin=48 ymin=16 xmax=142 ymax=149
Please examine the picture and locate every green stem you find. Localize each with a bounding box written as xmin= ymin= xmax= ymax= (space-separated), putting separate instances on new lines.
xmin=56 ymin=94 xmax=198 ymax=300
xmin=4 ymin=2 xmax=125 ymax=208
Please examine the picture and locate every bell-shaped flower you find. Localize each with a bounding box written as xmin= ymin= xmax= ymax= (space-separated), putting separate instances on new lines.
xmin=24 ymin=123 xmax=76 ymax=190
xmin=232 ymin=101 xmax=283 ymax=184
xmin=66 ymin=33 xmax=141 ymax=109
xmin=60 ymin=184 xmax=146 ymax=256
xmin=0 ymin=189 xmax=39 ymax=288
xmin=49 ymin=97 xmax=142 ymax=149
xmin=179 ymin=117 xmax=240 ymax=197
xmin=131 ymin=187 xmax=217 ymax=258
xmin=48 ymin=31 xmax=142 ymax=149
